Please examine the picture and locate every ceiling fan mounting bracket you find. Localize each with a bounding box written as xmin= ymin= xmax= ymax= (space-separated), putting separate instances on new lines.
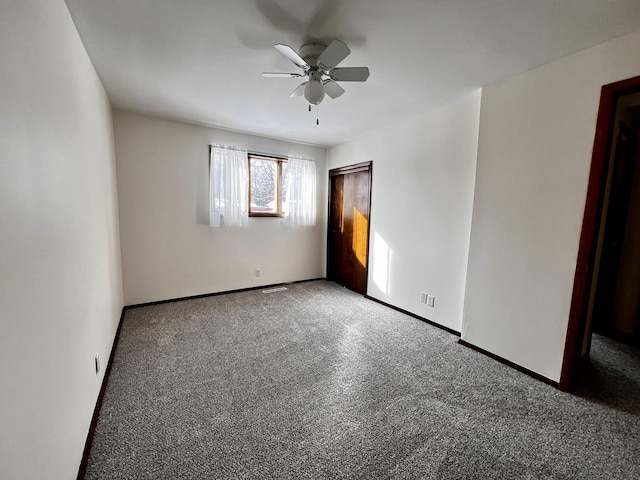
xmin=299 ymin=43 xmax=327 ymax=68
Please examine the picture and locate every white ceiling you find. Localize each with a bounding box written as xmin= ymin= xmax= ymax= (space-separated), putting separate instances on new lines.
xmin=64 ymin=0 xmax=640 ymax=147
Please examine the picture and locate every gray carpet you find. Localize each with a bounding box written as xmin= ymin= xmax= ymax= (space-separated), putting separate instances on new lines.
xmin=84 ymin=280 xmax=640 ymax=479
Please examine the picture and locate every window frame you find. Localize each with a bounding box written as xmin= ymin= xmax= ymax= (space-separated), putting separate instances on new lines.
xmin=248 ymin=153 xmax=287 ymax=218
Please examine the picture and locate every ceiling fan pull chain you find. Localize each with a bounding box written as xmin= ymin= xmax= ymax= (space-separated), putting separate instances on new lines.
xmin=309 ymin=104 xmax=311 ymax=112
xmin=316 ymin=105 xmax=319 ymax=126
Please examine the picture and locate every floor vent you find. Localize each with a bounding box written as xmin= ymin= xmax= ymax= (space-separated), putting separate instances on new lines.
xmin=262 ymin=287 xmax=288 ymax=294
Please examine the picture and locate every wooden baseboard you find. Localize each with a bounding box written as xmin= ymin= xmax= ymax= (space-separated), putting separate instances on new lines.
xmin=76 ymin=307 xmax=126 ymax=480
xmin=364 ymin=295 xmax=461 ymax=337
xmin=125 ymin=278 xmax=326 ymax=310
xmin=458 ymin=339 xmax=559 ymax=388
xmin=362 ymin=294 xmax=558 ymax=388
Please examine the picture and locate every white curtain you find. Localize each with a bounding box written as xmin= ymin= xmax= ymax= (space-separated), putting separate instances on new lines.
xmin=209 ymin=145 xmax=249 ymax=227
xmin=285 ymin=157 xmax=316 ymax=226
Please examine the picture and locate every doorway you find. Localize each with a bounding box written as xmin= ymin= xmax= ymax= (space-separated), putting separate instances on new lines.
xmin=561 ymin=76 xmax=640 ymax=391
xmin=591 ymin=121 xmax=640 ymax=342
xmin=327 ymin=162 xmax=372 ymax=295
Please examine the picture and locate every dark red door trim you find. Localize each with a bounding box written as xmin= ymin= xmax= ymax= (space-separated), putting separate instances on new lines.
xmin=560 ymin=75 xmax=640 ymax=391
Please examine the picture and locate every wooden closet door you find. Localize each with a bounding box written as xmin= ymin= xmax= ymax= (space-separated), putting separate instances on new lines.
xmin=327 ymin=163 xmax=372 ymax=294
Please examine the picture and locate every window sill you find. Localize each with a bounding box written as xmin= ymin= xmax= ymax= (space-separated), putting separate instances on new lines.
xmin=249 ymin=213 xmax=285 ymax=218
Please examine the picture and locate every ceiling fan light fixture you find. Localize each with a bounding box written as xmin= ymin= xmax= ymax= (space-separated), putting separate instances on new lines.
xmin=304 ymin=78 xmax=325 ymax=105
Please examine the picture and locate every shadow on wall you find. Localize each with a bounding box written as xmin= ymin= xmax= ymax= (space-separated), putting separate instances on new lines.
xmin=197 ymin=146 xmax=210 ymax=225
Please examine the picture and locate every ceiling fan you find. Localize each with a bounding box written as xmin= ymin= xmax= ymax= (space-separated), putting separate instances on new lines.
xmin=262 ymin=40 xmax=370 ymax=108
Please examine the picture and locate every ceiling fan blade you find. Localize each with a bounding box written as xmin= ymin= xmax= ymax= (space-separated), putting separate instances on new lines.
xmin=317 ymin=40 xmax=351 ymax=70
xmin=289 ymin=82 xmax=308 ymax=97
xmin=274 ymin=44 xmax=309 ymax=70
xmin=330 ymin=67 xmax=370 ymax=82
xmin=261 ymin=72 xmax=304 ymax=78
xmin=323 ymin=80 xmax=345 ymax=99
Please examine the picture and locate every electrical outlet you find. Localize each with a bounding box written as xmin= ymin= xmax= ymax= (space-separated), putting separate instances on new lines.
xmin=255 ymin=268 xmax=261 ymax=277
xmin=420 ymin=292 xmax=427 ymax=304
xmin=426 ymin=295 xmax=435 ymax=307
xmin=95 ymin=353 xmax=100 ymax=374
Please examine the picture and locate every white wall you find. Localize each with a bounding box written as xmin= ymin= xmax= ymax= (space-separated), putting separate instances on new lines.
xmin=0 ymin=1 xmax=123 ymax=479
xmin=114 ymin=111 xmax=327 ymax=305
xmin=328 ymin=93 xmax=481 ymax=332
xmin=463 ymin=29 xmax=640 ymax=382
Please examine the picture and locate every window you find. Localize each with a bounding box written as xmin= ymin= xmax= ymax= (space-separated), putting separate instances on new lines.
xmin=248 ymin=154 xmax=289 ymax=217
xmin=210 ymin=146 xmax=315 ymax=226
